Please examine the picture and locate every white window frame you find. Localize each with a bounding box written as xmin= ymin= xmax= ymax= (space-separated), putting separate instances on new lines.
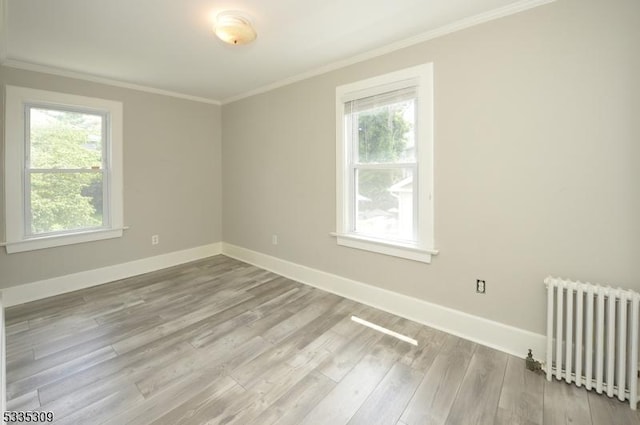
xmin=335 ymin=64 xmax=436 ymax=263
xmin=4 ymin=85 xmax=123 ymax=253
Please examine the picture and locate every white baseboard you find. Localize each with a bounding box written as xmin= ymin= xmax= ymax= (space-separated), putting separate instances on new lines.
xmin=0 ymin=240 xmax=546 ymax=360
xmin=1 ymin=242 xmax=222 ymax=307
xmin=222 ymin=242 xmax=546 ymax=360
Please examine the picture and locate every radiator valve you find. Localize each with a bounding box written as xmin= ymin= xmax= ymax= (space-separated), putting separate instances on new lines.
xmin=526 ymin=349 xmax=543 ymax=374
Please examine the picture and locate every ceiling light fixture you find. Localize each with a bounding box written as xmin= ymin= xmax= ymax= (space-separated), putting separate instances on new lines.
xmin=214 ymin=11 xmax=257 ymax=45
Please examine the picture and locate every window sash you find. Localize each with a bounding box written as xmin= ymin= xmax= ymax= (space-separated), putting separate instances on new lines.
xmin=4 ymin=85 xmax=124 ymax=254
xmin=348 ymin=163 xmax=418 ymax=242
xmin=24 ymin=169 xmax=110 ymax=238
xmin=22 ymin=103 xmax=112 ymax=238
xmin=335 ymin=63 xmax=435 ymax=263
xmin=344 ymin=87 xmax=419 ymax=242
xmin=346 ymin=96 xmax=417 ymax=166
xmin=25 ymin=103 xmax=109 ymax=169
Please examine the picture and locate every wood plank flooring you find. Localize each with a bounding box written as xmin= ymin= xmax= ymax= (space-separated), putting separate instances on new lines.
xmin=4 ymin=255 xmax=640 ymax=424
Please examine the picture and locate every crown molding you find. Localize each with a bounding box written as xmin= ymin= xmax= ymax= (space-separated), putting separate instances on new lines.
xmin=1 ymin=0 xmax=555 ymax=106
xmin=221 ymin=0 xmax=556 ymax=104
xmin=0 ymin=59 xmax=222 ymax=105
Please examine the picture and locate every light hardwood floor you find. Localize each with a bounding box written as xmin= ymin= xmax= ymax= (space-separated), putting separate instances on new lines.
xmin=5 ymin=255 xmax=640 ymax=424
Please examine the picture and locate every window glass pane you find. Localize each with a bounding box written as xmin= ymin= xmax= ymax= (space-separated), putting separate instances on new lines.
xmin=29 ymin=107 xmax=103 ymax=169
xmin=355 ymin=168 xmax=414 ymax=241
xmin=348 ymin=95 xmax=415 ymax=164
xmin=29 ymin=172 xmax=104 ymax=234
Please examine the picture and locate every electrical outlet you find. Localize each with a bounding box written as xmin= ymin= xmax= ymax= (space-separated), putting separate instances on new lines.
xmin=272 ymin=234 xmax=278 ymax=245
xmin=151 ymin=235 xmax=159 ymax=245
xmin=476 ymin=279 xmax=486 ymax=294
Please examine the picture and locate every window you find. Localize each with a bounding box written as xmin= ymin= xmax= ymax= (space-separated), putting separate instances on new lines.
xmin=4 ymin=86 xmax=123 ymax=253
xmin=335 ymin=64 xmax=436 ymax=263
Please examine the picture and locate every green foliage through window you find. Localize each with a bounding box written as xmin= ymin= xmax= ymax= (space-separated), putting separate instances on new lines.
xmin=357 ymin=105 xmax=410 ymax=163
xmin=28 ymin=108 xmax=105 ymax=234
xmin=355 ymin=102 xmax=413 ymax=217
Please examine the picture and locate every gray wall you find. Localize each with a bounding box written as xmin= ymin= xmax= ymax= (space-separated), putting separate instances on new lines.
xmin=0 ymin=66 xmax=223 ymax=288
xmin=222 ymin=0 xmax=640 ymax=335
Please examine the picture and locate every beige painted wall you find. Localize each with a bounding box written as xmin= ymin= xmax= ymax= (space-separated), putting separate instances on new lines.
xmin=0 ymin=66 xmax=222 ymax=288
xmin=222 ymin=0 xmax=640 ymax=335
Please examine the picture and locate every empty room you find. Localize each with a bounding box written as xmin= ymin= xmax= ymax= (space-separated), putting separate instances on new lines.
xmin=0 ymin=0 xmax=638 ymax=423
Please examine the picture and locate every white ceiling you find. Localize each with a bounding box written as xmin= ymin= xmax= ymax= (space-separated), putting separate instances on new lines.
xmin=2 ymin=0 xmax=549 ymax=103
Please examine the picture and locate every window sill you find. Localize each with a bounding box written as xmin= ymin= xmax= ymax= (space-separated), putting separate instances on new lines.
xmin=331 ymin=232 xmax=438 ymax=263
xmin=5 ymin=227 xmax=126 ymax=254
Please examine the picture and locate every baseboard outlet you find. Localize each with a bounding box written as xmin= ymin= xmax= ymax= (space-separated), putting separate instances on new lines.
xmin=222 ymin=242 xmax=546 ymax=359
xmin=1 ymin=242 xmax=222 ymax=307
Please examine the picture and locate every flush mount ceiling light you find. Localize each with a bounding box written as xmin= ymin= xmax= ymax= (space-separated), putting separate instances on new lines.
xmin=214 ymin=11 xmax=257 ymax=45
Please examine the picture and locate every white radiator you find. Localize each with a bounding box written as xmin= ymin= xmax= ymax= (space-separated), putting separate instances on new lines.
xmin=545 ymin=276 xmax=640 ymax=409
